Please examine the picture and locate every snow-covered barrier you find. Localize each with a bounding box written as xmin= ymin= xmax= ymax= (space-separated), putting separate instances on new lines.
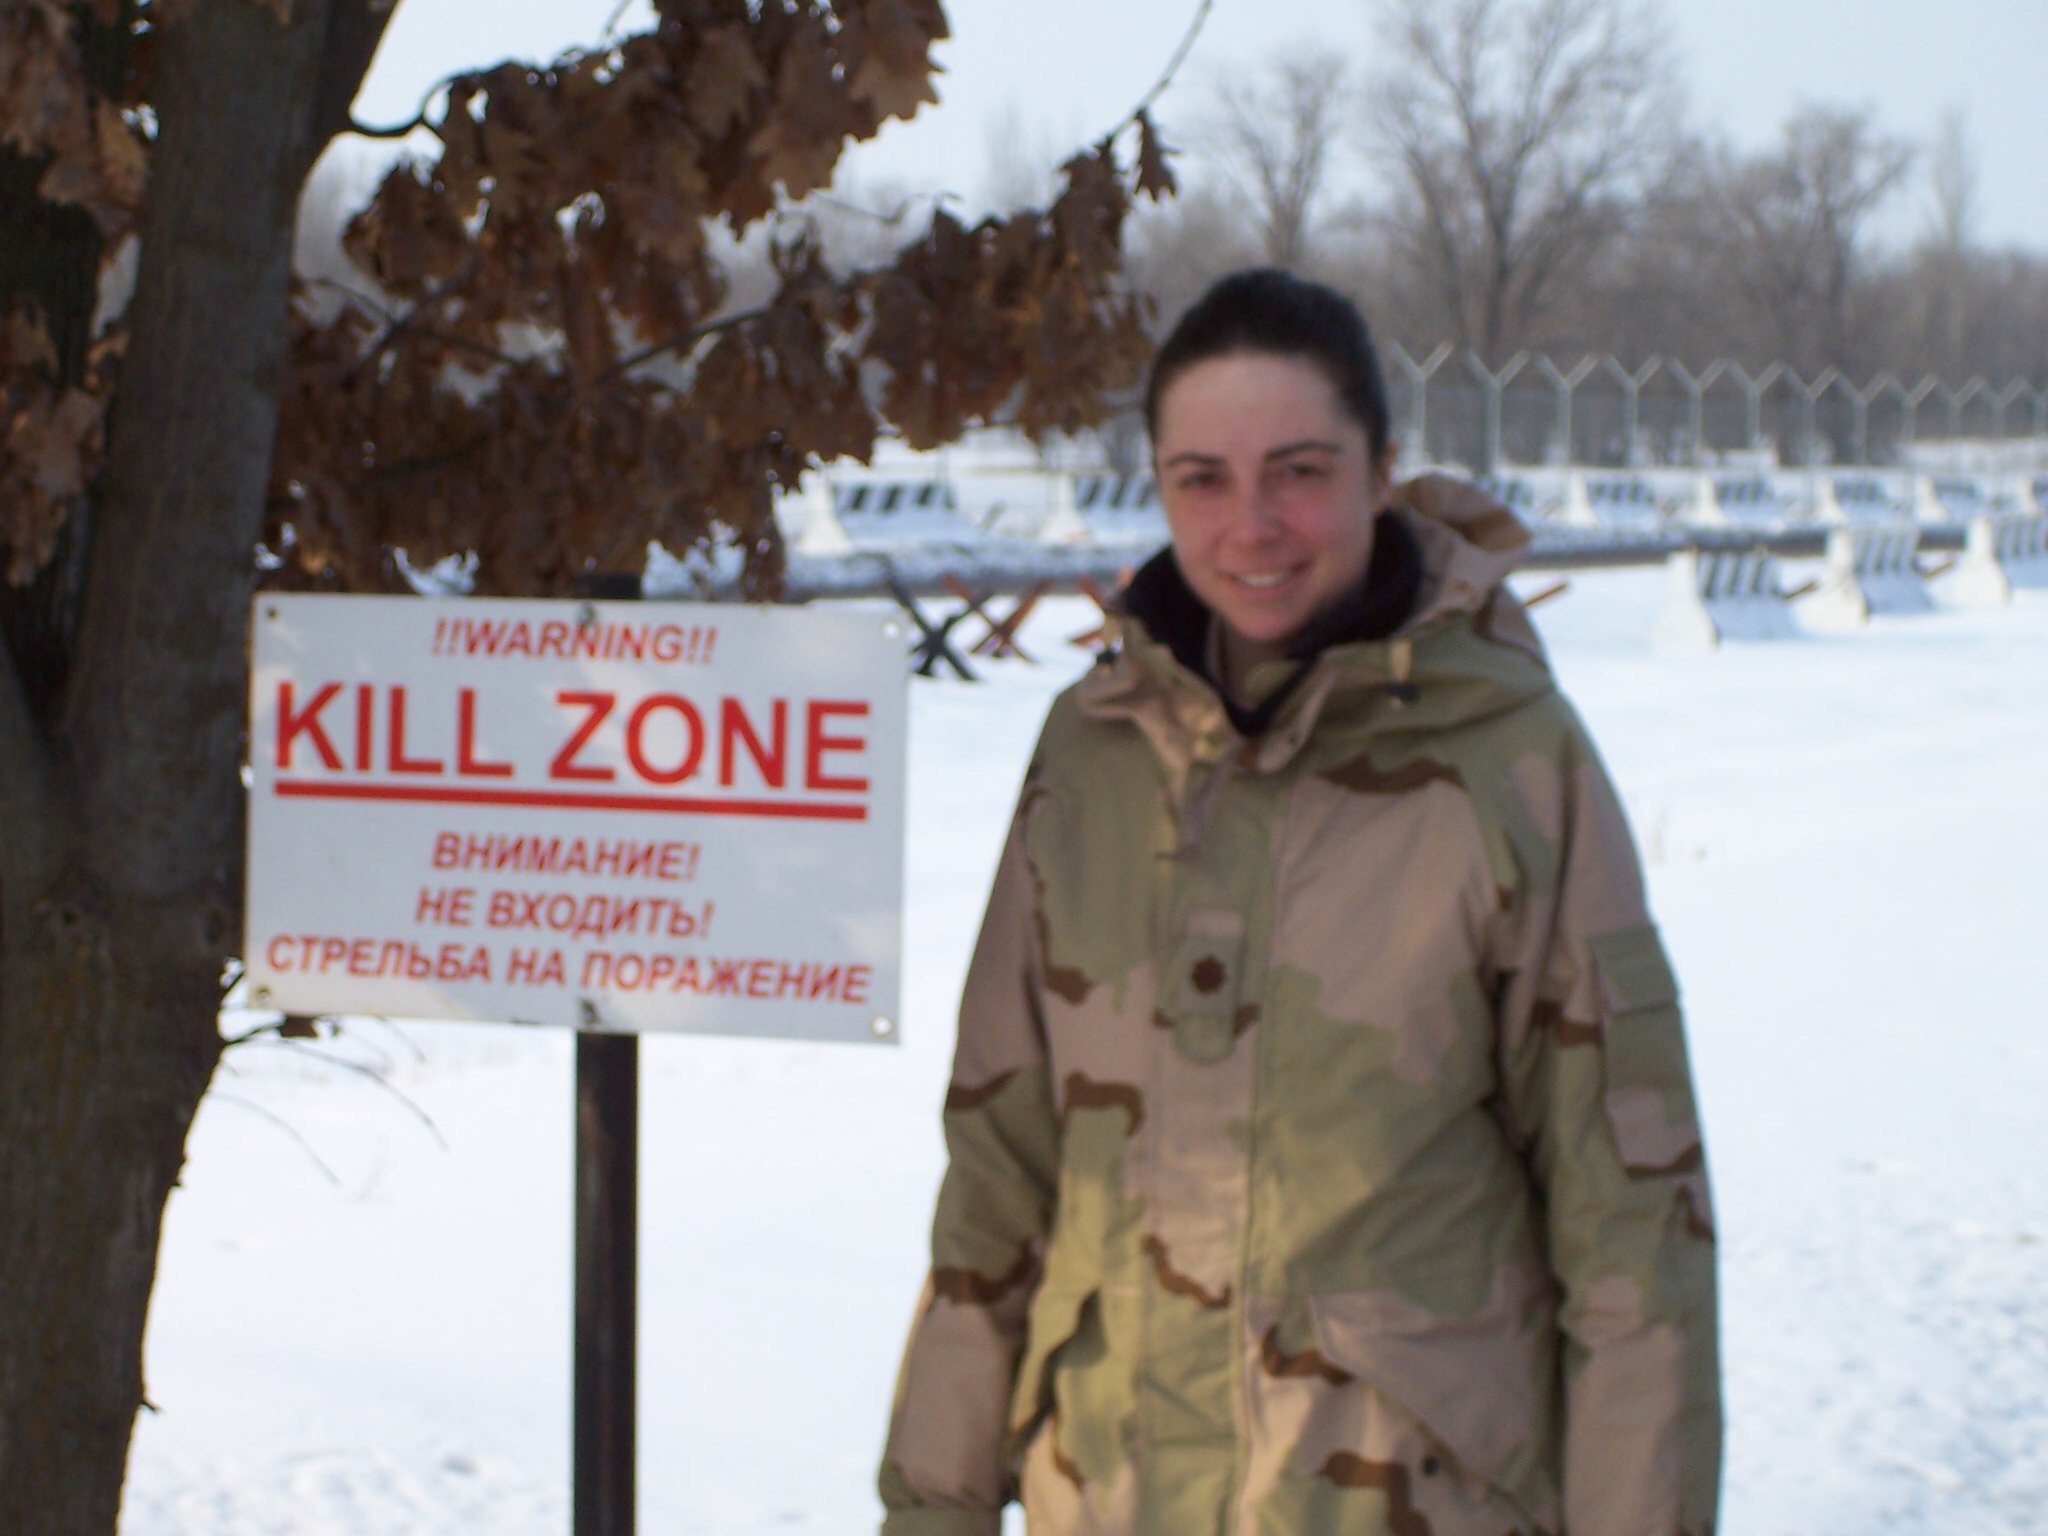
xmin=788 ymin=477 xmax=853 ymax=556
xmin=1474 ymin=468 xmax=1540 ymax=524
xmin=833 ymin=479 xmax=970 ymax=546
xmin=1558 ymin=470 xmax=1666 ymax=528
xmin=1948 ymin=512 xmax=2048 ymax=607
xmin=1915 ymin=474 xmax=1990 ymax=524
xmin=1072 ymin=472 xmax=1157 ymax=513
xmin=1710 ymin=475 xmax=1796 ymax=532
xmin=1811 ymin=472 xmax=1905 ymax=525
xmin=1801 ymin=523 xmax=1931 ymax=627
xmin=1071 ymin=472 xmax=1165 ymax=547
xmin=1652 ymin=546 xmax=1797 ymax=653
xmin=1672 ymin=473 xmax=1725 ymax=527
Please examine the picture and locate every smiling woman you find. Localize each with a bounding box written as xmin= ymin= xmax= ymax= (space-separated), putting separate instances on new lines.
xmin=879 ymin=269 xmax=1723 ymax=1536
xmin=1145 ymin=275 xmax=1399 ymax=704
xmin=1152 ymin=353 xmax=1385 ymax=676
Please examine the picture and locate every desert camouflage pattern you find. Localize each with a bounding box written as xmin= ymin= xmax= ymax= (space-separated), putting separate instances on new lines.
xmin=880 ymin=476 xmax=1721 ymax=1536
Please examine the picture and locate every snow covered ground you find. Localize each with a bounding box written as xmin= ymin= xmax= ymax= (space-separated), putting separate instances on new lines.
xmin=123 ymin=565 xmax=2048 ymax=1536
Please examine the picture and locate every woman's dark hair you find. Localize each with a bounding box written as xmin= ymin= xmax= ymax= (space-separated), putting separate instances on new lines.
xmin=1144 ymin=268 xmax=1393 ymax=463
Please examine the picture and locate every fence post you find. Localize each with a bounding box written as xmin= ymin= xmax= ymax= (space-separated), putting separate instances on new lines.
xmin=1787 ymin=369 xmax=1829 ymax=466
xmin=1909 ymin=377 xmax=1955 ymax=463
xmin=1386 ymin=343 xmax=1453 ymax=464
xmin=1861 ymin=375 xmax=1906 ymax=466
xmin=1463 ymin=350 xmax=1525 ymax=474
xmin=1597 ymin=357 xmax=1661 ymax=465
xmin=1665 ymin=360 xmax=1705 ymax=467
xmin=1535 ymin=354 xmax=1597 ymax=465
xmin=1994 ymin=380 xmax=2030 ymax=442
xmin=1747 ymin=364 xmax=1783 ymax=454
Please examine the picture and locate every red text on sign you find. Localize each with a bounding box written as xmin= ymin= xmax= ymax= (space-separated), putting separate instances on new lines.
xmin=274 ymin=683 xmax=869 ymax=803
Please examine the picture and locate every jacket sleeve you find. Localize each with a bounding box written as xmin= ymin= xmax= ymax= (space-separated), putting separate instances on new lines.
xmin=1489 ymin=712 xmax=1722 ymax=1536
xmin=878 ymin=787 xmax=1060 ymax=1536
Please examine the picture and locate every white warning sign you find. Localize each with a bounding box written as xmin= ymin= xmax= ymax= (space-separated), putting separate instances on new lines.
xmin=243 ymin=595 xmax=907 ymax=1043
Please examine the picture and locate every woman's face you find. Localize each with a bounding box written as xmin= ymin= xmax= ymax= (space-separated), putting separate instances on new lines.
xmin=1154 ymin=352 xmax=1392 ymax=655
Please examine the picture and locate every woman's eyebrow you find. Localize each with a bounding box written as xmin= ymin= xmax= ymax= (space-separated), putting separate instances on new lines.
xmin=1160 ymin=440 xmax=1342 ymax=469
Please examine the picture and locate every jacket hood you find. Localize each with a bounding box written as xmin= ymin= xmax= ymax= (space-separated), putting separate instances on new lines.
xmin=1395 ymin=471 xmax=1532 ymax=630
xmin=1079 ymin=473 xmax=1554 ymax=771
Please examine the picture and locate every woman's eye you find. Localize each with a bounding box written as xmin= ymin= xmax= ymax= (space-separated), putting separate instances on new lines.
xmin=1263 ymin=463 xmax=1326 ymax=494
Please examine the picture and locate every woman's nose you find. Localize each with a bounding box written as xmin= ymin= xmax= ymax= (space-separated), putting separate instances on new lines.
xmin=1225 ymin=484 xmax=1283 ymax=539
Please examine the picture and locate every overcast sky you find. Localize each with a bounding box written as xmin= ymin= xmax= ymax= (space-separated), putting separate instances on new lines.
xmin=350 ymin=0 xmax=2048 ymax=251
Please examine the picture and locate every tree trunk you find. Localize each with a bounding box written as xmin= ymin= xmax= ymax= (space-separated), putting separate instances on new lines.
xmin=0 ymin=3 xmax=391 ymax=1531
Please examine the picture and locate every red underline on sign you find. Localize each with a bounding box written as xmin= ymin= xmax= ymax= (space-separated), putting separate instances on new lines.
xmin=274 ymin=781 xmax=868 ymax=821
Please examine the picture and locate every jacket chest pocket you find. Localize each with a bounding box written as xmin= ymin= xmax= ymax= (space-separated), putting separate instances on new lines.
xmin=1165 ymin=907 xmax=1247 ymax=1063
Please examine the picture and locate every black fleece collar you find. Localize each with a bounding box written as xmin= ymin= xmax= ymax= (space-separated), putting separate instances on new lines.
xmin=1120 ymin=510 xmax=1423 ymax=738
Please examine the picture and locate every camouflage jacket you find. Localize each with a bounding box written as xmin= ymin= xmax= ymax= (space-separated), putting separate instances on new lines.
xmin=880 ymin=476 xmax=1721 ymax=1536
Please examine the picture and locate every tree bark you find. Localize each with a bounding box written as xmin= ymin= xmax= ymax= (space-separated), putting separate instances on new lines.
xmin=0 ymin=3 xmax=393 ymax=1532
xmin=0 ymin=3 xmax=129 ymax=725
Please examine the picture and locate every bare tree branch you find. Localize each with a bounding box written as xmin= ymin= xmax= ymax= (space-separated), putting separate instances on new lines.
xmin=205 ymin=1093 xmax=346 ymax=1186
xmin=333 ymin=265 xmax=493 ymax=382
xmin=311 ymin=0 xmax=405 ymax=148
xmin=596 ymin=0 xmax=637 ymax=50
xmin=601 ymin=302 xmax=777 ymax=383
xmin=347 ymin=112 xmax=439 ymax=142
xmin=1118 ymin=0 xmax=1218 ymax=133
xmin=805 ymin=188 xmax=948 ymax=228
xmin=239 ymin=1038 xmax=450 ymax=1150
xmin=300 ymin=273 xmax=396 ymax=320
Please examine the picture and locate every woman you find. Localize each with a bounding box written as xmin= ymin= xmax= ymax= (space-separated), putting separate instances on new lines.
xmin=879 ymin=270 xmax=1720 ymax=1536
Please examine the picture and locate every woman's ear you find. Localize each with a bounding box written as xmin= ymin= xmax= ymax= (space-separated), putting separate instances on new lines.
xmin=1373 ymin=441 xmax=1401 ymax=503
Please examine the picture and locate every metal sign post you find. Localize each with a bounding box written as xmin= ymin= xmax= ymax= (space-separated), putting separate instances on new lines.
xmin=574 ymin=1028 xmax=638 ymax=1536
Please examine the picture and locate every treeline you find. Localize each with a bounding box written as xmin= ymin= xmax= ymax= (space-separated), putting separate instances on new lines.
xmin=300 ymin=0 xmax=2047 ymax=436
xmin=1123 ymin=0 xmax=2048 ymax=390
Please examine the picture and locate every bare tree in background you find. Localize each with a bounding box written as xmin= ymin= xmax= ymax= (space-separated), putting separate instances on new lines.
xmin=1917 ymin=106 xmax=1977 ymax=375
xmin=1200 ymin=48 xmax=1350 ymax=268
xmin=981 ymin=98 xmax=1081 ymax=214
xmin=1125 ymin=182 xmax=1262 ymax=327
xmin=1361 ymin=0 xmax=1677 ymax=361
xmin=1701 ymin=104 xmax=1913 ymax=373
xmin=1924 ymin=106 xmax=1977 ymax=255
xmin=1853 ymin=107 xmax=2047 ymax=389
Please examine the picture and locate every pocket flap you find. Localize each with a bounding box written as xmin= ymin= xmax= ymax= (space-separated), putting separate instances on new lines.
xmin=1587 ymin=926 xmax=1702 ymax=1175
xmin=1588 ymin=924 xmax=1679 ymax=1015
xmin=1306 ymin=1279 xmax=1556 ymax=1510
xmin=1169 ymin=908 xmax=1245 ymax=1063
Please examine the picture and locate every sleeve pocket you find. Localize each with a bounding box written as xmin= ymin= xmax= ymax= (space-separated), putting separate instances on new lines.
xmin=1588 ymin=925 xmax=1702 ymax=1179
